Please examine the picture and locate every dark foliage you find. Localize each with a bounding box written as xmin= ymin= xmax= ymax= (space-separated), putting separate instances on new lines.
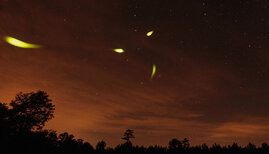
xmin=121 ymin=129 xmax=135 ymax=143
xmin=9 ymin=91 xmax=55 ymax=132
xmin=0 ymin=91 xmax=269 ymax=154
xmin=96 ymin=140 xmax=106 ymax=151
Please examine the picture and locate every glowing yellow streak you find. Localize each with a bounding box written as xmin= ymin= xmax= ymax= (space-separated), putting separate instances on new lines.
xmin=113 ymin=48 xmax=124 ymax=53
xmin=151 ymin=64 xmax=156 ymax=79
xmin=146 ymin=30 xmax=154 ymax=37
xmin=4 ymin=36 xmax=41 ymax=48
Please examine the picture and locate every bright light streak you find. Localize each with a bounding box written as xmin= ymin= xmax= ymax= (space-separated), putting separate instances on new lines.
xmin=4 ymin=36 xmax=41 ymax=48
xmin=113 ymin=48 xmax=124 ymax=53
xmin=146 ymin=30 xmax=154 ymax=37
xmin=151 ymin=64 xmax=156 ymax=79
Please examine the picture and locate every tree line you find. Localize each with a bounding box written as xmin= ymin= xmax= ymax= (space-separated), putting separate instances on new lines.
xmin=0 ymin=91 xmax=268 ymax=154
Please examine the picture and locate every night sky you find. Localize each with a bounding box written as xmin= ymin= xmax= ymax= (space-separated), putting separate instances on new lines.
xmin=0 ymin=0 xmax=269 ymax=147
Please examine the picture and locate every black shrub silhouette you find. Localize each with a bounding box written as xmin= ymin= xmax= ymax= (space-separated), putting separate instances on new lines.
xmin=168 ymin=138 xmax=183 ymax=151
xmin=96 ymin=140 xmax=106 ymax=151
xmin=182 ymin=138 xmax=190 ymax=149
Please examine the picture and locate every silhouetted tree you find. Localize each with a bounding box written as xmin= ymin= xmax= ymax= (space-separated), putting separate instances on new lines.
xmin=231 ymin=142 xmax=239 ymax=148
xmin=168 ymin=138 xmax=182 ymax=151
xmin=0 ymin=102 xmax=10 ymax=148
xmin=0 ymin=102 xmax=8 ymax=120
xmin=246 ymin=142 xmax=256 ymax=151
xmin=182 ymin=138 xmax=190 ymax=149
xmin=82 ymin=142 xmax=94 ymax=153
xmin=211 ymin=143 xmax=222 ymax=153
xmin=261 ymin=142 xmax=269 ymax=153
xmin=262 ymin=142 xmax=269 ymax=149
xmin=115 ymin=141 xmax=133 ymax=152
xmin=96 ymin=140 xmax=106 ymax=151
xmin=59 ymin=132 xmax=75 ymax=143
xmin=229 ymin=142 xmax=240 ymax=152
xmin=58 ymin=132 xmax=86 ymax=154
xmin=9 ymin=91 xmax=55 ymax=132
xmin=212 ymin=143 xmax=221 ymax=149
xmin=201 ymin=143 xmax=209 ymax=151
xmin=0 ymin=102 xmax=9 ymax=131
xmin=121 ymin=129 xmax=135 ymax=143
xmin=45 ymin=130 xmax=58 ymax=142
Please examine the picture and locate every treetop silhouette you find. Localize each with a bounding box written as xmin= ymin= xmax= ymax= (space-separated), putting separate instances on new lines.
xmin=121 ymin=129 xmax=135 ymax=143
xmin=9 ymin=91 xmax=55 ymax=132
